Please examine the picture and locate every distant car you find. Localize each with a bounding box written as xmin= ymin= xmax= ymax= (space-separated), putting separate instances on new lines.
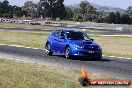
xmin=30 ymin=22 xmax=41 ymax=25
xmin=45 ymin=29 xmax=102 ymax=60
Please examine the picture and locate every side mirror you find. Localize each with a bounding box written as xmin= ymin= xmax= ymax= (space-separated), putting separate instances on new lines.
xmin=60 ymin=36 xmax=65 ymax=39
xmin=90 ymin=38 xmax=94 ymax=42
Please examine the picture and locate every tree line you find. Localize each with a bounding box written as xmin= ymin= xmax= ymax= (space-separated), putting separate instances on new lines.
xmin=0 ymin=0 xmax=27 ymax=18
xmin=1 ymin=0 xmax=132 ymax=24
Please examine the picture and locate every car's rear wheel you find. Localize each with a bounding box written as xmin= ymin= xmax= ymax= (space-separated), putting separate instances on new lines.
xmin=45 ymin=43 xmax=53 ymax=56
xmin=65 ymin=47 xmax=71 ymax=59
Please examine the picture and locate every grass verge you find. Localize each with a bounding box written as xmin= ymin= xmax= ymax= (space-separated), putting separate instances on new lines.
xmin=0 ymin=31 xmax=48 ymax=48
xmin=92 ymin=35 xmax=132 ymax=58
xmin=0 ymin=58 xmax=131 ymax=88
xmin=0 ymin=58 xmax=80 ymax=88
xmin=0 ymin=31 xmax=132 ymax=59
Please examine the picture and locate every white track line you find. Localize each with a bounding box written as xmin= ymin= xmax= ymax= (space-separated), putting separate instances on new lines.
xmin=25 ymin=28 xmax=31 ymax=29
xmin=99 ymin=35 xmax=132 ymax=37
xmin=3 ymin=27 xmax=14 ymax=28
xmin=0 ymin=44 xmax=46 ymax=50
xmin=102 ymin=55 xmax=131 ymax=60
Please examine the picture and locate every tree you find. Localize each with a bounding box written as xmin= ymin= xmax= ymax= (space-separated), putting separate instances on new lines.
xmin=1 ymin=0 xmax=9 ymax=13
xmin=39 ymin=0 xmax=66 ymax=19
xmin=126 ymin=6 xmax=132 ymax=21
xmin=0 ymin=0 xmax=13 ymax=18
xmin=79 ymin=1 xmax=90 ymax=18
xmin=65 ymin=7 xmax=74 ymax=20
xmin=73 ymin=8 xmax=82 ymax=21
xmin=121 ymin=14 xmax=131 ymax=24
xmin=105 ymin=12 xmax=116 ymax=23
xmin=23 ymin=1 xmax=38 ymax=18
xmin=2 ymin=0 xmax=9 ymax=6
xmin=73 ymin=1 xmax=98 ymax=22
xmin=126 ymin=6 xmax=132 ymax=14
xmin=95 ymin=11 xmax=104 ymax=23
xmin=0 ymin=0 xmax=27 ymax=18
xmin=12 ymin=6 xmax=27 ymax=17
xmin=0 ymin=1 xmax=3 ymax=16
xmin=103 ymin=12 xmax=131 ymax=24
xmin=115 ymin=12 xmax=121 ymax=24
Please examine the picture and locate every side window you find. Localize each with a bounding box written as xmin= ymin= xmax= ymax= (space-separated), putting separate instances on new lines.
xmin=56 ymin=31 xmax=61 ymax=37
xmin=51 ymin=31 xmax=55 ymax=36
xmin=53 ymin=30 xmax=61 ymax=37
xmin=83 ymin=34 xmax=88 ymax=40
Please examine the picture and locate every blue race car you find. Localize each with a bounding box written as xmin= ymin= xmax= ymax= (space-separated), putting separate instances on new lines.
xmin=45 ymin=29 xmax=102 ymax=60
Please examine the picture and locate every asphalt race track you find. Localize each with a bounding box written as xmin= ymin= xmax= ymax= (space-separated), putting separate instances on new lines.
xmin=0 ymin=28 xmax=52 ymax=32
xmin=0 ymin=28 xmax=132 ymax=35
xmin=0 ymin=45 xmax=131 ymax=80
xmin=0 ymin=27 xmax=132 ymax=80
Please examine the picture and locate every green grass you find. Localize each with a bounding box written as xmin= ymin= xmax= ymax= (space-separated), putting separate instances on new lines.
xmin=0 ymin=58 xmax=131 ymax=88
xmin=0 ymin=58 xmax=80 ymax=88
xmin=0 ymin=31 xmax=49 ymax=48
xmin=92 ymin=35 xmax=132 ymax=58
xmin=0 ymin=31 xmax=132 ymax=58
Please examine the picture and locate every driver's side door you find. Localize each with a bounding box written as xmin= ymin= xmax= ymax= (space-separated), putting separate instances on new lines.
xmin=57 ymin=31 xmax=66 ymax=54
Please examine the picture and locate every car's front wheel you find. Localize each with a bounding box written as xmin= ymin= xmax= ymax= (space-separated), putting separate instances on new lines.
xmin=65 ymin=47 xmax=71 ymax=59
xmin=45 ymin=43 xmax=53 ymax=56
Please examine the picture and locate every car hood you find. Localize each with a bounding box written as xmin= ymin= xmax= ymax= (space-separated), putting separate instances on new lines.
xmin=69 ymin=40 xmax=98 ymax=46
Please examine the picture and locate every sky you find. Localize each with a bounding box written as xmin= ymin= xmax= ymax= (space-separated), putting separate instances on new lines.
xmin=1 ymin=0 xmax=132 ymax=10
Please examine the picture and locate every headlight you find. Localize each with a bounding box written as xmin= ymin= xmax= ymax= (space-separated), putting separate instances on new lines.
xmin=75 ymin=45 xmax=84 ymax=48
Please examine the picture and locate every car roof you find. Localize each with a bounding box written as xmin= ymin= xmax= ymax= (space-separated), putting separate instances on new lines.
xmin=53 ymin=29 xmax=82 ymax=33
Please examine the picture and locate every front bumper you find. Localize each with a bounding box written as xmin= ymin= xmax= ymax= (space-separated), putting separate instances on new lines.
xmin=70 ymin=48 xmax=102 ymax=58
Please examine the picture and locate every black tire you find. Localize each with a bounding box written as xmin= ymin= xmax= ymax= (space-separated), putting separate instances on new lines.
xmin=95 ymin=56 xmax=102 ymax=61
xmin=99 ymin=56 xmax=103 ymax=61
xmin=65 ymin=47 xmax=71 ymax=59
xmin=98 ymin=55 xmax=103 ymax=61
xmin=45 ymin=43 xmax=53 ymax=56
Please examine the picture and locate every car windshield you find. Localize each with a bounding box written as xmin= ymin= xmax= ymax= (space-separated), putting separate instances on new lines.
xmin=66 ymin=31 xmax=90 ymax=40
